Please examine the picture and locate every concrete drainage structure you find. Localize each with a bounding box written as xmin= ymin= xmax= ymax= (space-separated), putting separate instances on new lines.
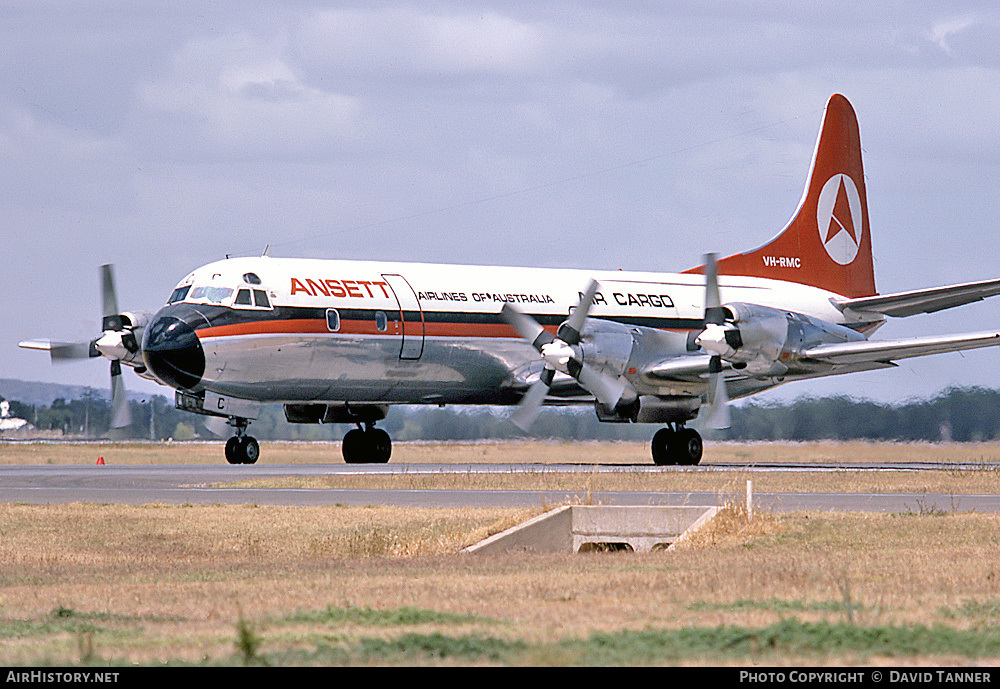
xmin=463 ymin=505 xmax=720 ymax=555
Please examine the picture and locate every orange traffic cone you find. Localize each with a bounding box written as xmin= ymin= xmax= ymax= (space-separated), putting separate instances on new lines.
xmin=96 ymin=457 xmax=105 ymax=465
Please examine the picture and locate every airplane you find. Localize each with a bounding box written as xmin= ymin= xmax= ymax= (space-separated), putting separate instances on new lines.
xmin=20 ymin=93 xmax=1000 ymax=466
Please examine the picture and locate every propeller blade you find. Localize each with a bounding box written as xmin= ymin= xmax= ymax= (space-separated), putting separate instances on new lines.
xmin=28 ymin=340 xmax=100 ymax=364
xmin=109 ymin=360 xmax=131 ymax=428
xmin=703 ymin=252 xmax=726 ymax=325
xmin=700 ymin=354 xmax=731 ymax=429
xmin=500 ymin=304 xmax=554 ymax=352
xmin=510 ymin=373 xmax=552 ymax=432
xmin=101 ymin=264 xmax=120 ymax=320
xmin=576 ymin=363 xmax=627 ymax=408
xmin=20 ymin=339 xmax=98 ymax=361
xmin=558 ymin=280 xmax=600 ymax=345
xmin=49 ymin=341 xmax=99 ymax=362
xmin=202 ymin=415 xmax=230 ymax=437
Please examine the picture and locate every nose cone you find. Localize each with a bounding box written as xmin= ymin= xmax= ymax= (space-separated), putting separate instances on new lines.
xmin=142 ymin=315 xmax=205 ymax=390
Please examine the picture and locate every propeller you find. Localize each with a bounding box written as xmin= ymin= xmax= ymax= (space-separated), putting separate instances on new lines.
xmin=98 ymin=264 xmax=133 ymax=428
xmin=694 ymin=253 xmax=732 ymax=429
xmin=502 ymin=280 xmax=628 ymax=431
xmin=23 ymin=265 xmax=133 ymax=428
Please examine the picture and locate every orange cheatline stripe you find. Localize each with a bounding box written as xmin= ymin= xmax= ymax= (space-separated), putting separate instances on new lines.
xmin=196 ymin=318 xmax=539 ymax=340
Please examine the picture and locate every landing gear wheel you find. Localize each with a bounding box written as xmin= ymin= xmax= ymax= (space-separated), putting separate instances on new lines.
xmin=225 ymin=435 xmax=260 ymax=464
xmin=342 ymin=428 xmax=366 ymax=464
xmin=368 ymin=428 xmax=392 ymax=463
xmin=651 ymin=428 xmax=674 ymax=466
xmin=342 ymin=427 xmax=393 ymax=464
xmin=676 ymin=428 xmax=703 ymax=466
xmin=650 ymin=427 xmax=703 ymax=466
xmin=240 ymin=436 xmax=260 ymax=465
xmin=225 ymin=436 xmax=241 ymax=465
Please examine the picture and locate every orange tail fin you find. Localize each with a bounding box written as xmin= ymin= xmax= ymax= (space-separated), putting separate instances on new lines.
xmin=688 ymin=94 xmax=876 ymax=298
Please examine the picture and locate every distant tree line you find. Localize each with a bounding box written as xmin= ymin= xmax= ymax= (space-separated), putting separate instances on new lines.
xmin=728 ymin=387 xmax=1000 ymax=442
xmin=2 ymin=386 xmax=999 ymax=442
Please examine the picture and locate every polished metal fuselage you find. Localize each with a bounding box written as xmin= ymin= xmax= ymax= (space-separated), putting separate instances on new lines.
xmin=146 ymin=256 xmax=866 ymax=407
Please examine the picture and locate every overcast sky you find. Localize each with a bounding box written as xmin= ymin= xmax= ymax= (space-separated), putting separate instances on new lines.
xmin=4 ymin=1 xmax=1000 ymax=406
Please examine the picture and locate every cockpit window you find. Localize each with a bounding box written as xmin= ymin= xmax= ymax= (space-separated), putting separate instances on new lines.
xmin=168 ymin=286 xmax=191 ymax=304
xmin=235 ymin=289 xmax=252 ymax=306
xmin=189 ymin=286 xmax=233 ymax=303
xmin=243 ymin=272 xmax=262 ymax=285
xmin=253 ymin=290 xmax=271 ymax=308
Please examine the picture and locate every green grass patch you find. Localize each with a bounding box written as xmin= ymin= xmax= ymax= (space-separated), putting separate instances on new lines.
xmin=940 ymin=600 xmax=1000 ymax=621
xmin=688 ymin=598 xmax=870 ymax=615
xmin=0 ymin=607 xmax=183 ymax=640
xmin=248 ymin=619 xmax=1000 ymax=665
xmin=566 ymin=620 xmax=1000 ymax=664
xmin=278 ymin=604 xmax=492 ymax=628
xmin=358 ymin=632 xmax=521 ymax=661
xmin=258 ymin=633 xmax=522 ymax=666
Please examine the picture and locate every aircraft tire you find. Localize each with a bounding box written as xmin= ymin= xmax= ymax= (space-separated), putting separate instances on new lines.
xmin=225 ymin=437 xmax=241 ymax=465
xmin=241 ymin=436 xmax=260 ymax=465
xmin=343 ymin=428 xmax=392 ymax=464
xmin=368 ymin=428 xmax=392 ymax=464
xmin=342 ymin=429 xmax=366 ymax=464
xmin=651 ymin=428 xmax=675 ymax=466
xmin=226 ymin=436 xmax=260 ymax=464
xmin=676 ymin=428 xmax=703 ymax=465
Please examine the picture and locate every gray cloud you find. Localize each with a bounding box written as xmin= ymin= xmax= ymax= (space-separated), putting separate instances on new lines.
xmin=4 ymin=2 xmax=1000 ymax=403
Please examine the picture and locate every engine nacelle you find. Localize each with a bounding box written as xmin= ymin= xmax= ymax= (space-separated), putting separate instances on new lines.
xmin=576 ymin=319 xmax=636 ymax=378
xmin=97 ymin=310 xmax=152 ymax=367
xmin=699 ymin=302 xmax=866 ymax=375
xmin=596 ymin=395 xmax=700 ymax=424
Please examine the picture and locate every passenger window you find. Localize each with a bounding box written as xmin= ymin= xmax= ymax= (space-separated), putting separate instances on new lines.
xmin=235 ymin=289 xmax=252 ymax=306
xmin=376 ymin=311 xmax=387 ymax=332
xmin=326 ymin=309 xmax=340 ymax=332
xmin=253 ymin=290 xmax=271 ymax=308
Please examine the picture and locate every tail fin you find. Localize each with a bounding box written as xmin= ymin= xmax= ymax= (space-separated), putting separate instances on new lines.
xmin=688 ymin=94 xmax=876 ymax=298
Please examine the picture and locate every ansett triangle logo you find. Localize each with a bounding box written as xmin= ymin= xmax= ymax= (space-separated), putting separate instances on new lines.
xmin=816 ymin=174 xmax=863 ymax=265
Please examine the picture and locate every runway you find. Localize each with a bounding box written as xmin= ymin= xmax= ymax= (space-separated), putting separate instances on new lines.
xmin=2 ymin=462 xmax=999 ymax=513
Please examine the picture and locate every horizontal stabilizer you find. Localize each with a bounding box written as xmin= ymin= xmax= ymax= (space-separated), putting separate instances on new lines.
xmin=836 ymin=278 xmax=1000 ymax=318
xmin=802 ymin=331 xmax=1000 ymax=365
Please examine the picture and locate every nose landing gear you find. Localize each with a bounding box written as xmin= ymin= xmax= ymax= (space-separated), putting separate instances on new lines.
xmin=224 ymin=418 xmax=260 ymax=465
xmin=651 ymin=425 xmax=703 ymax=466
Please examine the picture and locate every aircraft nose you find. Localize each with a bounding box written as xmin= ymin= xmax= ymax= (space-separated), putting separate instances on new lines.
xmin=142 ymin=314 xmax=205 ymax=390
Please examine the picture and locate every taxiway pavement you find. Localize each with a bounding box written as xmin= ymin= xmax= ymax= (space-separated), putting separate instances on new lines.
xmin=1 ymin=463 xmax=997 ymax=513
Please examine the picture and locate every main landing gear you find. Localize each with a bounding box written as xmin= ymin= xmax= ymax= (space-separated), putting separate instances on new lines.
xmin=342 ymin=423 xmax=392 ymax=464
xmin=224 ymin=418 xmax=260 ymax=465
xmin=651 ymin=424 xmax=703 ymax=466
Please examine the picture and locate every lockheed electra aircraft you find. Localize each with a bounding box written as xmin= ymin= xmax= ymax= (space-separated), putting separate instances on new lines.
xmin=21 ymin=94 xmax=1000 ymax=465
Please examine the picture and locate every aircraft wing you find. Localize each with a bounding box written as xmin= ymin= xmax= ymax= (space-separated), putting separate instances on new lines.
xmin=800 ymin=331 xmax=1000 ymax=366
xmin=643 ymin=332 xmax=1000 ymax=381
xmin=835 ymin=278 xmax=1000 ymax=317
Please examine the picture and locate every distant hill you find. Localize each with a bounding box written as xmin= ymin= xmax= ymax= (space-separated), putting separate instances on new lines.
xmin=0 ymin=379 xmax=110 ymax=407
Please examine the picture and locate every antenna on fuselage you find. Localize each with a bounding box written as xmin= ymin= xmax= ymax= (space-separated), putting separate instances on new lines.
xmin=261 ymin=244 xmax=271 ymax=257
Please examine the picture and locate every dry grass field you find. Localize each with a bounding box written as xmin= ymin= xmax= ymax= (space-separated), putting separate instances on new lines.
xmin=2 ymin=440 xmax=1000 ymax=666
xmin=4 ymin=437 xmax=1000 ymax=465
